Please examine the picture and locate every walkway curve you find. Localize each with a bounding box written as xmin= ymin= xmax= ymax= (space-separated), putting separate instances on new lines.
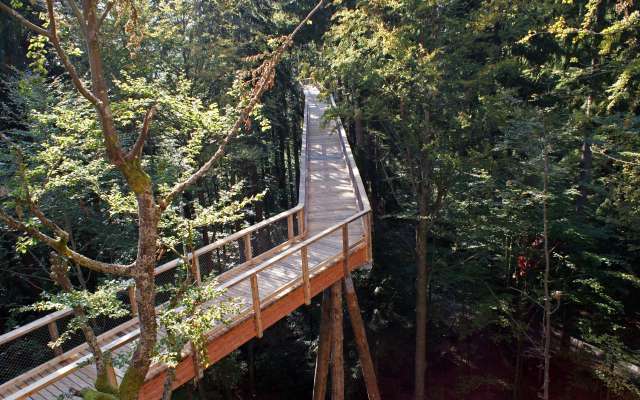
xmin=0 ymin=85 xmax=372 ymax=399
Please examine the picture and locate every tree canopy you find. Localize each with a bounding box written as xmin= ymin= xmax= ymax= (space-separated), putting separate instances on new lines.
xmin=1 ymin=0 xmax=639 ymax=399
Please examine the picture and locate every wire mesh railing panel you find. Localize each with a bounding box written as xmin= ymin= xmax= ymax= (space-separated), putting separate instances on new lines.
xmin=57 ymin=314 xmax=86 ymax=352
xmin=154 ymin=267 xmax=178 ymax=305
xmin=198 ymin=249 xmax=217 ymax=280
xmin=0 ymin=210 xmax=312 ymax=386
xmin=93 ymin=314 xmax=131 ymax=337
xmin=215 ymin=241 xmax=241 ymax=274
xmin=269 ymin=219 xmax=289 ymax=248
xmin=0 ymin=324 xmax=56 ymax=384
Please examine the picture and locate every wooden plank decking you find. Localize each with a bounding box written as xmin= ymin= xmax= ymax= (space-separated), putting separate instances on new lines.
xmin=0 ymin=85 xmax=372 ymax=399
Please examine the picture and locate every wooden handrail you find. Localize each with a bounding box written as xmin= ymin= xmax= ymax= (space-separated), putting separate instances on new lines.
xmin=217 ymin=209 xmax=369 ymax=291
xmin=330 ymin=94 xmax=371 ymax=213
xmin=0 ymin=308 xmax=73 ymax=347
xmin=0 ymin=84 xmax=373 ymax=399
xmin=0 ymin=92 xmax=315 ymax=350
xmin=4 ymin=212 xmax=370 ymax=400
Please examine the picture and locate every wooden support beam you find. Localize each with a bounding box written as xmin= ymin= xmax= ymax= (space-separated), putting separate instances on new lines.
xmin=330 ymin=281 xmax=344 ymax=400
xmin=190 ymin=342 xmax=204 ymax=380
xmin=47 ymin=321 xmax=63 ymax=356
xmin=128 ymin=285 xmax=139 ymax=317
xmin=301 ymin=246 xmax=311 ymax=305
xmin=365 ymin=213 xmax=373 ymax=263
xmin=287 ymin=214 xmax=294 ymax=241
xmin=250 ymin=274 xmax=263 ymax=338
xmin=313 ymin=290 xmax=332 ymax=400
xmin=343 ymin=274 xmax=381 ymax=400
xmin=139 ymin=239 xmax=369 ymax=400
xmin=342 ymin=224 xmax=349 ymax=276
xmin=243 ymin=234 xmax=253 ymax=263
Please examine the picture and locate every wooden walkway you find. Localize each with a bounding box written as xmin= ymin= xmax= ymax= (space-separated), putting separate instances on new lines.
xmin=0 ymin=85 xmax=373 ymax=399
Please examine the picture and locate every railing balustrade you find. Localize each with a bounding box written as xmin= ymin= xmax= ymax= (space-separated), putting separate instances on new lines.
xmin=0 ymin=84 xmax=373 ymax=400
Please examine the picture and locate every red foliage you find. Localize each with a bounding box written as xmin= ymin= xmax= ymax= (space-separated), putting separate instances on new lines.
xmin=517 ymin=255 xmax=532 ymax=277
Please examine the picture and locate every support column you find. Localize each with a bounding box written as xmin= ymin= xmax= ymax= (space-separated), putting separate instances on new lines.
xmin=343 ymin=274 xmax=381 ymax=400
xmin=330 ymin=281 xmax=344 ymax=400
xmin=313 ymin=290 xmax=332 ymax=400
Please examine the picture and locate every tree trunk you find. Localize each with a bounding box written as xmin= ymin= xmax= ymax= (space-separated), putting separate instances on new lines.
xmin=330 ymin=282 xmax=344 ymax=400
xmin=313 ymin=290 xmax=332 ymax=400
xmin=542 ymin=135 xmax=551 ymax=400
xmin=293 ymin=106 xmax=301 ymax=202
xmin=247 ymin=162 xmax=268 ymax=252
xmin=576 ymin=95 xmax=593 ymax=214
xmin=286 ymin=132 xmax=295 ymax=208
xmin=197 ymin=190 xmax=210 ymax=245
xmin=120 ymin=192 xmax=159 ymax=400
xmin=415 ymin=184 xmax=430 ymax=400
xmin=512 ymin=328 xmax=523 ymax=400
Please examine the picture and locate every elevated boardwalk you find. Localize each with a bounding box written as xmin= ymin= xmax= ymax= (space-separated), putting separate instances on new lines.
xmin=0 ymin=85 xmax=373 ymax=399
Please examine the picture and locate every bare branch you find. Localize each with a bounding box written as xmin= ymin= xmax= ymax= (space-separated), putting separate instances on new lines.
xmin=159 ymin=0 xmax=325 ymax=210
xmin=98 ymin=1 xmax=114 ymax=29
xmin=0 ymin=207 xmax=133 ymax=276
xmin=0 ymin=2 xmax=51 ymax=38
xmin=29 ymin=202 xmax=70 ymax=239
xmin=1 ymin=133 xmax=71 ymax=242
xmin=45 ymin=0 xmax=103 ymax=108
xmin=1 ymin=133 xmax=132 ymax=276
xmin=126 ymin=105 xmax=157 ymax=161
xmin=593 ymin=146 xmax=640 ymax=166
xmin=49 ymin=254 xmax=104 ymax=359
xmin=63 ymin=0 xmax=86 ymax=32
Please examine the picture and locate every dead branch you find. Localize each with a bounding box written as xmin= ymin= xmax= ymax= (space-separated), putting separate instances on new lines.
xmin=62 ymin=0 xmax=85 ymax=32
xmin=592 ymin=146 xmax=640 ymax=166
xmin=98 ymin=1 xmax=114 ymax=29
xmin=45 ymin=0 xmax=103 ymax=108
xmin=159 ymin=0 xmax=324 ymax=210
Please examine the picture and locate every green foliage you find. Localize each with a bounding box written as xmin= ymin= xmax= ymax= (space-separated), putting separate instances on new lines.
xmin=320 ymin=0 xmax=640 ymax=396
xmin=155 ymin=270 xmax=239 ymax=370
xmin=20 ymin=279 xmax=130 ymax=349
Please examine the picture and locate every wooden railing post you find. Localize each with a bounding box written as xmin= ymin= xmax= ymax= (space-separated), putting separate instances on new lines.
xmin=47 ymin=321 xmax=63 ymax=356
xmin=244 ymin=234 xmax=253 ymax=263
xmin=342 ymin=224 xmax=349 ymax=276
xmin=301 ymin=245 xmax=311 ymax=305
xmin=250 ymin=274 xmax=263 ymax=338
xmin=192 ymin=254 xmax=201 ymax=285
xmin=287 ymin=214 xmax=294 ymax=241
xmin=128 ymin=285 xmax=138 ymax=317
xmin=297 ymin=208 xmax=305 ymax=237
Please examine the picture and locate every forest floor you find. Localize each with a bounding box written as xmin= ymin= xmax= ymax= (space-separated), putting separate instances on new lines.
xmin=376 ymin=332 xmax=632 ymax=400
xmin=173 ymin=312 xmax=635 ymax=400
